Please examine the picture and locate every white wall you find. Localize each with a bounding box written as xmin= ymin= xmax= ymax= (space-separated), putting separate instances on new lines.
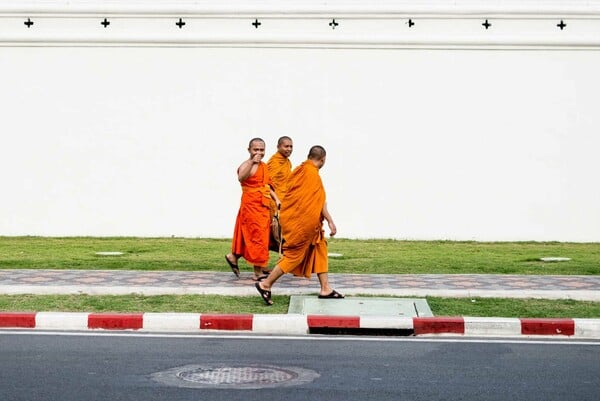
xmin=1 ymin=1 xmax=599 ymax=241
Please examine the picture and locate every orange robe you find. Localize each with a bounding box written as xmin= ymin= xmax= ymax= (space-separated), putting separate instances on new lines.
xmin=267 ymin=151 xmax=292 ymax=208
xmin=231 ymin=162 xmax=272 ymax=267
xmin=278 ymin=161 xmax=328 ymax=278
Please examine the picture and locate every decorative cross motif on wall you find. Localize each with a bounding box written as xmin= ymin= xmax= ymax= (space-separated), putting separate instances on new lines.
xmin=7 ymin=14 xmax=596 ymax=46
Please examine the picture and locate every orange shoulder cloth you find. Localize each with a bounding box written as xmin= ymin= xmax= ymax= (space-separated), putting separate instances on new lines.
xmin=280 ymin=161 xmax=325 ymax=244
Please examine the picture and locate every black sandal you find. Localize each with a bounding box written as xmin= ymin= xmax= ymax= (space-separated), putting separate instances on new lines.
xmin=225 ymin=255 xmax=240 ymax=278
xmin=255 ymin=282 xmax=273 ymax=306
xmin=318 ymin=289 xmax=345 ymax=299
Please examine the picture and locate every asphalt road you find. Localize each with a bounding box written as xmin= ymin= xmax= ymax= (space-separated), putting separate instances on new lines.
xmin=1 ymin=331 xmax=598 ymax=401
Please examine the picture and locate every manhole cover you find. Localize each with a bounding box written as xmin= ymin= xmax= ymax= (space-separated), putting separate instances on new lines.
xmin=151 ymin=364 xmax=319 ymax=389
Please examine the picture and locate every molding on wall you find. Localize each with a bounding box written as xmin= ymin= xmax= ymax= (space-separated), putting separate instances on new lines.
xmin=1 ymin=1 xmax=599 ymax=49
xmin=2 ymin=1 xmax=600 ymax=15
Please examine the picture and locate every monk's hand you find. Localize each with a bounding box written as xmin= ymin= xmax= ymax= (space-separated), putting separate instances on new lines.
xmin=328 ymin=221 xmax=337 ymax=237
xmin=251 ymin=154 xmax=261 ymax=164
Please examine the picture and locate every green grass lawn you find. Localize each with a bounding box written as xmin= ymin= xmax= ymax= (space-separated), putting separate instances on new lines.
xmin=1 ymin=237 xmax=598 ymax=318
xmin=1 ymin=237 xmax=598 ymax=275
xmin=0 ymin=294 xmax=598 ymax=318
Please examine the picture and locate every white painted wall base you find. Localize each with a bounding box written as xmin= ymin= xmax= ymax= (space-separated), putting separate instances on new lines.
xmin=1 ymin=1 xmax=599 ymax=241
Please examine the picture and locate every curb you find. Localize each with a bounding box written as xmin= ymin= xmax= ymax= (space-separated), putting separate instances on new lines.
xmin=1 ymin=312 xmax=599 ymax=338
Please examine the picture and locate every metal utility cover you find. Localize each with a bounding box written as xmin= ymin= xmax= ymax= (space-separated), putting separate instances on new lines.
xmin=288 ymin=296 xmax=433 ymax=317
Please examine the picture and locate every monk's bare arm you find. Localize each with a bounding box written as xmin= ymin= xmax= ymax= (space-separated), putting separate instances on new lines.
xmin=322 ymin=202 xmax=337 ymax=236
xmin=237 ymin=157 xmax=260 ymax=182
xmin=270 ymin=188 xmax=281 ymax=210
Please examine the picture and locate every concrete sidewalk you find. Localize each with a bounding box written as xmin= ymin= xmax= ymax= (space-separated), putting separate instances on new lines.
xmin=0 ymin=269 xmax=598 ymax=300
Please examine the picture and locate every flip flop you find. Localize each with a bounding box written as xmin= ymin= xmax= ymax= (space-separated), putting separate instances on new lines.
xmin=255 ymin=282 xmax=273 ymax=306
xmin=225 ymin=255 xmax=240 ymax=278
xmin=318 ymin=289 xmax=345 ymax=299
xmin=252 ymin=274 xmax=269 ymax=282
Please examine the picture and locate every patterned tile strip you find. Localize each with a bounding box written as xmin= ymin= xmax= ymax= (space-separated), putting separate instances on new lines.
xmin=0 ymin=270 xmax=598 ymax=291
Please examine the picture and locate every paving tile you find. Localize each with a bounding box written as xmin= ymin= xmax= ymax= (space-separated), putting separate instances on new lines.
xmin=0 ymin=269 xmax=598 ymax=300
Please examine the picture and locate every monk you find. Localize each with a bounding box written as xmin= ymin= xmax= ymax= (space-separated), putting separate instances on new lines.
xmin=226 ymin=138 xmax=281 ymax=281
xmin=255 ymin=145 xmax=344 ymax=305
xmin=267 ymin=136 xmax=293 ymax=205
xmin=266 ymin=136 xmax=293 ymax=252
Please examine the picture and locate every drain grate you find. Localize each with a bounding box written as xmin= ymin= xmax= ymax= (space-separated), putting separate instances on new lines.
xmin=152 ymin=364 xmax=319 ymax=389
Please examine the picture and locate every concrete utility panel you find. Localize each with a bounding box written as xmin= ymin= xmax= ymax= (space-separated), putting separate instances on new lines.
xmin=289 ymin=296 xmax=433 ymax=317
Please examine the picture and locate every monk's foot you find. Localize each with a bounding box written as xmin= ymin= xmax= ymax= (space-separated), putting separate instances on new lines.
xmin=225 ymin=254 xmax=240 ymax=278
xmin=253 ymin=266 xmax=270 ymax=280
xmin=318 ymin=289 xmax=345 ymax=299
xmin=255 ymin=282 xmax=273 ymax=306
xmin=252 ymin=274 xmax=268 ymax=282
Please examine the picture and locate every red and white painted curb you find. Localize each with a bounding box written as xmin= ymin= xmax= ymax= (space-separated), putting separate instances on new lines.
xmin=1 ymin=312 xmax=599 ymax=338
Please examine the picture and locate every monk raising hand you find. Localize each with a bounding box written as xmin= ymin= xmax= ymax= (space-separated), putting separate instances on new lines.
xmin=226 ymin=138 xmax=281 ymax=281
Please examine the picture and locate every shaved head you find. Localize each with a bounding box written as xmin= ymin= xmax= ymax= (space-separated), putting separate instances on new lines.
xmin=307 ymin=145 xmax=326 ymax=160
xmin=277 ymin=136 xmax=292 ymax=146
xmin=248 ymin=137 xmax=265 ymax=148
